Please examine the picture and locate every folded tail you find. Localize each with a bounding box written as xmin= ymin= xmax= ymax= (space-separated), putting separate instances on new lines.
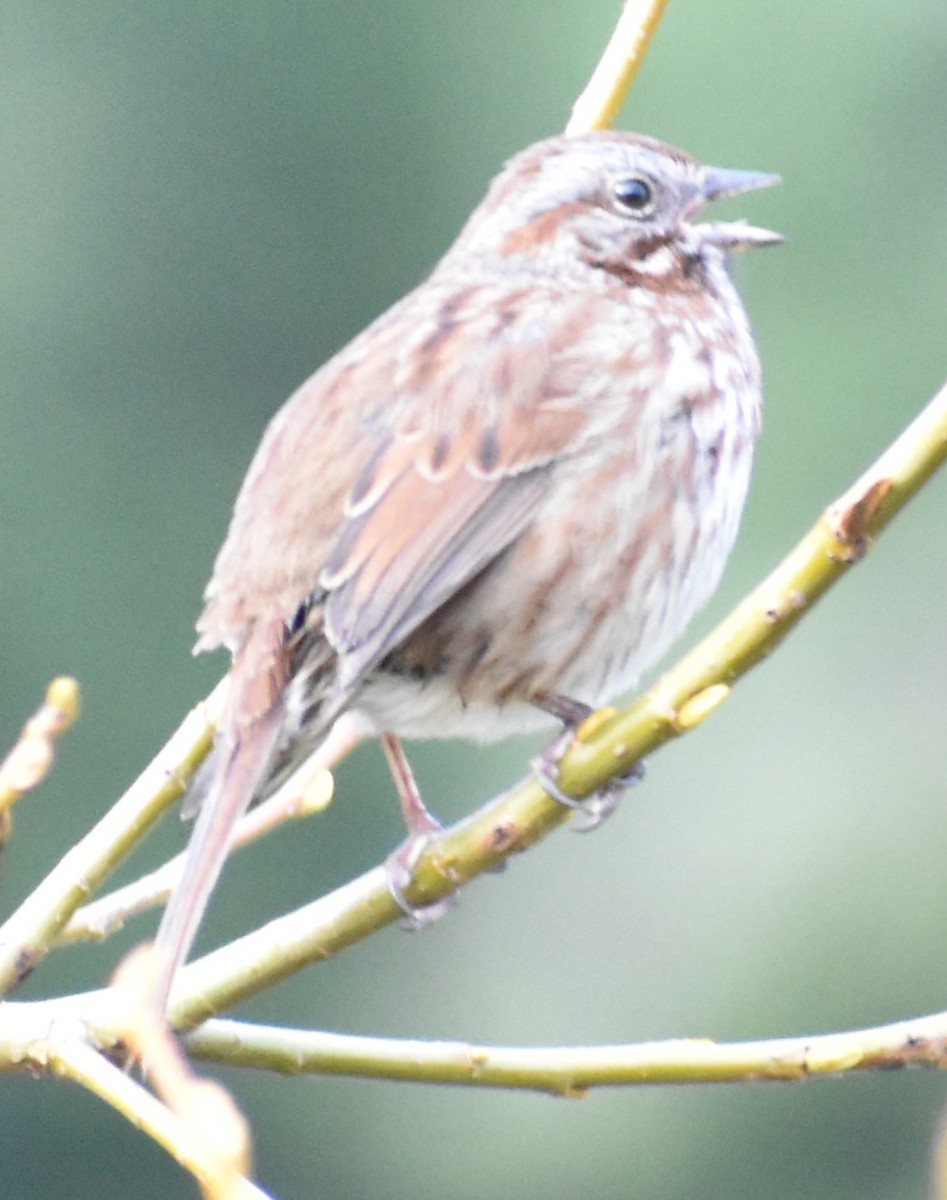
xmin=152 ymin=627 xmax=288 ymax=1017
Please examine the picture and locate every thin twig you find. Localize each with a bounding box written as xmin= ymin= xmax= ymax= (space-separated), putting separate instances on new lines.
xmin=0 ymin=681 xmax=225 ymax=994
xmin=0 ymin=678 xmax=81 ymax=834
xmin=61 ymin=760 xmax=333 ymax=944
xmin=48 ymin=1038 xmax=267 ymax=1200
xmin=184 ymin=1009 xmax=947 ymax=1091
xmin=111 ymin=947 xmax=256 ymax=1200
xmin=567 ymin=0 xmax=670 ymax=134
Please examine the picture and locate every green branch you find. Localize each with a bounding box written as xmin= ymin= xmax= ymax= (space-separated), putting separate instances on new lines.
xmin=184 ymin=1007 xmax=947 ymax=1090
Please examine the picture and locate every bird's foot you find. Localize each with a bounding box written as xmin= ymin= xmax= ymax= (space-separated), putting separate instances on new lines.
xmin=385 ymin=826 xmax=459 ymax=930
xmin=531 ymin=695 xmax=645 ymax=831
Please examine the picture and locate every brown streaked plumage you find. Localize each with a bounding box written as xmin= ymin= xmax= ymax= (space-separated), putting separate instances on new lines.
xmin=154 ymin=131 xmax=780 ymax=1012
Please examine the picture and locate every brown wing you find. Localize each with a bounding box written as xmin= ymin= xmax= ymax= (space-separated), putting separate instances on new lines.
xmin=322 ymin=443 xmax=551 ymax=691
xmin=198 ymin=280 xmax=592 ymax=695
xmin=314 ymin=293 xmax=591 ymax=690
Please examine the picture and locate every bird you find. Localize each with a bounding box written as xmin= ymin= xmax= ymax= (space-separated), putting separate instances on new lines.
xmin=152 ymin=129 xmax=781 ymax=1014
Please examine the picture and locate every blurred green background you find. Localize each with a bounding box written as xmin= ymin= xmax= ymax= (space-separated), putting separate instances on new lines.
xmin=2 ymin=1 xmax=946 ymax=1196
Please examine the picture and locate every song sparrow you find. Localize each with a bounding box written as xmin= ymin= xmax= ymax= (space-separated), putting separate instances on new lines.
xmin=153 ymin=130 xmax=780 ymax=1011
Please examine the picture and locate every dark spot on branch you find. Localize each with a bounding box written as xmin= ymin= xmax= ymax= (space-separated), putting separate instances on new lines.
xmin=834 ymin=478 xmax=894 ymax=557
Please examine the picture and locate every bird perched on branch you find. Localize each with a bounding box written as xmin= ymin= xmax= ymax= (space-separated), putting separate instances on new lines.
xmin=153 ymin=130 xmax=781 ymax=1015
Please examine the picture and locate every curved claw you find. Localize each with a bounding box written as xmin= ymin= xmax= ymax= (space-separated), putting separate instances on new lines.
xmin=531 ymin=742 xmax=645 ymax=832
xmin=385 ymin=832 xmax=459 ymax=930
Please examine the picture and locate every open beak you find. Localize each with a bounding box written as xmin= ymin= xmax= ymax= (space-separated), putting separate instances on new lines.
xmin=695 ymin=165 xmax=783 ymax=251
xmin=701 ymin=166 xmax=782 ymax=202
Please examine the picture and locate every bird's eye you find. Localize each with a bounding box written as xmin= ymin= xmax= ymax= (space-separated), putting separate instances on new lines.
xmin=612 ymin=176 xmax=655 ymax=216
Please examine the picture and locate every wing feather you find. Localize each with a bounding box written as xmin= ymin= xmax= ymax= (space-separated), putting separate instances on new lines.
xmin=199 ymin=281 xmax=594 ymax=702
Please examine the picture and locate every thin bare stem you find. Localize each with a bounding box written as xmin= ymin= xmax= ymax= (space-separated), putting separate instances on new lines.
xmin=0 ymin=677 xmax=81 ymax=817
xmin=48 ymin=1038 xmax=267 ymax=1200
xmin=184 ymin=1009 xmax=947 ymax=1090
xmin=61 ymin=760 xmax=333 ymax=944
xmin=0 ymin=682 xmax=225 ymax=994
xmin=567 ymin=0 xmax=670 ymax=134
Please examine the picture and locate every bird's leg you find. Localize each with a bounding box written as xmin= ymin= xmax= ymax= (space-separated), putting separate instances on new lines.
xmin=380 ymin=733 xmax=457 ymax=928
xmin=530 ymin=692 xmax=645 ymax=831
xmin=381 ymin=732 xmax=441 ymax=838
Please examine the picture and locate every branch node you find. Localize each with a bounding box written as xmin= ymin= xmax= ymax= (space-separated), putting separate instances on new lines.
xmin=0 ymin=676 xmax=82 ymax=817
xmin=675 ymin=684 xmax=731 ymax=731
xmin=828 ymin=477 xmax=894 ymax=558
